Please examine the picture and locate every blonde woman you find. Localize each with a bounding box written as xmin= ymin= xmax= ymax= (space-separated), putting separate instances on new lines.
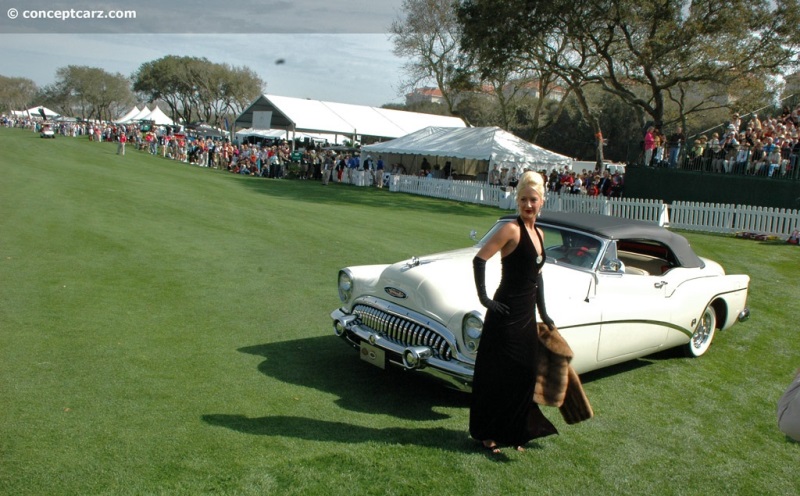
xmin=470 ymin=171 xmax=558 ymax=453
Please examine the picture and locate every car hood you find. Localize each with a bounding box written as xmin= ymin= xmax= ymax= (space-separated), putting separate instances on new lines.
xmin=363 ymin=246 xmax=587 ymax=327
xmin=371 ymin=247 xmax=490 ymax=324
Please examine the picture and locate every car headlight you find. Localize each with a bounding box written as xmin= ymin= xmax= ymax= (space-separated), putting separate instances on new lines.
xmin=462 ymin=313 xmax=483 ymax=352
xmin=338 ymin=270 xmax=353 ymax=302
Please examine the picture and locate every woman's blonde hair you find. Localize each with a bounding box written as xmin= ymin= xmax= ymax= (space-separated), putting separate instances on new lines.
xmin=517 ymin=170 xmax=545 ymax=199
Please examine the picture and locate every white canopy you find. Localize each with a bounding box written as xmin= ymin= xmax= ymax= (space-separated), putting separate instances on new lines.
xmin=127 ymin=106 xmax=151 ymax=122
xmin=141 ymin=106 xmax=174 ymax=126
xmin=361 ymin=126 xmax=571 ymax=178
xmin=26 ymin=106 xmax=60 ymax=119
xmin=235 ymin=127 xmax=321 ymax=142
xmin=234 ymin=94 xmax=466 ymax=141
xmin=235 ymin=128 xmax=292 ymax=140
xmin=115 ymin=106 xmax=140 ymax=124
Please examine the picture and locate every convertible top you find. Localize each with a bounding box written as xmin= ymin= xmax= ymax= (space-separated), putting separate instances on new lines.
xmin=528 ymin=212 xmax=704 ymax=269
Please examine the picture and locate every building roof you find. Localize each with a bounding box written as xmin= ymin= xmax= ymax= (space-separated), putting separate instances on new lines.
xmin=233 ymin=94 xmax=465 ymax=141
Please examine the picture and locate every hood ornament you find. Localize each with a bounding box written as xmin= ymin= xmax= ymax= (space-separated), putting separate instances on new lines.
xmin=406 ymin=256 xmax=420 ymax=268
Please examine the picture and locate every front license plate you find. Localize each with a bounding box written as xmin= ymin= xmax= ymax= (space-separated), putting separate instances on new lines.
xmin=359 ymin=342 xmax=385 ymax=369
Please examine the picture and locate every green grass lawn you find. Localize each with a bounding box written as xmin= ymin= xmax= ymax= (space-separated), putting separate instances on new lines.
xmin=1 ymin=127 xmax=797 ymax=495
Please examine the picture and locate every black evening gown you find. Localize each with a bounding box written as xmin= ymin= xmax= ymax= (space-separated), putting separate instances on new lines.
xmin=469 ymin=216 xmax=558 ymax=446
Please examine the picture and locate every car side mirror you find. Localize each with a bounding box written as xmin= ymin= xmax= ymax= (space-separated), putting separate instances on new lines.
xmin=601 ymin=258 xmax=625 ymax=273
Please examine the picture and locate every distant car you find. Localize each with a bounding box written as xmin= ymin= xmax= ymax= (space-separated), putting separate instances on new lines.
xmin=331 ymin=212 xmax=750 ymax=391
xmin=40 ymin=124 xmax=55 ymax=139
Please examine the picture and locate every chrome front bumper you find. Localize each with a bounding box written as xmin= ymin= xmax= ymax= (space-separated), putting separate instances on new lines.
xmin=331 ymin=307 xmax=474 ymax=391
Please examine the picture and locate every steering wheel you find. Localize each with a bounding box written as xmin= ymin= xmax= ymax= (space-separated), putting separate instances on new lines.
xmin=560 ymin=246 xmax=595 ymax=267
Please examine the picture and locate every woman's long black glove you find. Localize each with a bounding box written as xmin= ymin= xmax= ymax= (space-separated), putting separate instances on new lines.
xmin=473 ymin=257 xmax=509 ymax=315
xmin=536 ymin=272 xmax=556 ymax=329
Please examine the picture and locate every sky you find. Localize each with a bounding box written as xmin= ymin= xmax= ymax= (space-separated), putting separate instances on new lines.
xmin=0 ymin=0 xmax=413 ymax=107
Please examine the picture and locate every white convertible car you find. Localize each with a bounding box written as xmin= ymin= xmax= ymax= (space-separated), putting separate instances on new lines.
xmin=331 ymin=212 xmax=750 ymax=391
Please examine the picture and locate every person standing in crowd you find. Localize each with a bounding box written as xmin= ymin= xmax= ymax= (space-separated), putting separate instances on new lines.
xmin=778 ymin=368 xmax=800 ymax=442
xmin=667 ymin=126 xmax=685 ymax=168
xmin=643 ymin=126 xmax=656 ymax=167
xmin=548 ymin=169 xmax=559 ymax=193
xmin=376 ymin=155 xmax=385 ymax=188
xmin=321 ymin=152 xmax=332 ymax=185
xmin=709 ymin=132 xmax=724 ymax=172
xmin=721 ymin=125 xmax=739 ymax=173
xmin=597 ymin=169 xmax=612 ymax=197
xmin=117 ymin=131 xmax=127 ymax=156
xmin=653 ymin=127 xmax=666 ymax=166
xmin=507 ymin=166 xmax=519 ymax=193
xmin=347 ymin=153 xmax=358 ymax=183
xmin=470 ymin=171 xmax=559 ymax=454
xmin=490 ymin=165 xmax=501 ymax=186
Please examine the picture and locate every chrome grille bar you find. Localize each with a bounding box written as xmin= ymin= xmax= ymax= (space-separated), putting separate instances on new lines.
xmin=353 ymin=304 xmax=452 ymax=361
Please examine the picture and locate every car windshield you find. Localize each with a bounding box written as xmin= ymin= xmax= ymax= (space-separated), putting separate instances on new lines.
xmin=541 ymin=225 xmax=603 ymax=269
xmin=476 ymin=218 xmax=604 ymax=270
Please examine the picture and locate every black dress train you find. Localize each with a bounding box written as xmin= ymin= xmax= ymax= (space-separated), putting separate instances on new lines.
xmin=469 ymin=217 xmax=558 ymax=446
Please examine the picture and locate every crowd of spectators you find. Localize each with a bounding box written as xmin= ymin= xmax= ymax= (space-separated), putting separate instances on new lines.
xmin=0 ymin=114 xmax=398 ymax=186
xmin=642 ymin=104 xmax=800 ymax=179
xmin=547 ymin=168 xmax=624 ymax=197
xmin=489 ymin=163 xmax=625 ymax=198
xmin=3 ymin=114 xmax=626 ymax=195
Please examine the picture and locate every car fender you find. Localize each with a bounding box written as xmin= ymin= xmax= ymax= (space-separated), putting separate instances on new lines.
xmin=668 ymin=273 xmax=750 ymax=333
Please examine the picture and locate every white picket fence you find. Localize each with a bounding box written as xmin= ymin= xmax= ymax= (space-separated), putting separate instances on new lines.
xmin=669 ymin=202 xmax=800 ymax=236
xmin=387 ymin=175 xmax=800 ymax=238
xmin=391 ymin=175 xmax=505 ymax=206
xmin=544 ymin=193 xmax=669 ymax=225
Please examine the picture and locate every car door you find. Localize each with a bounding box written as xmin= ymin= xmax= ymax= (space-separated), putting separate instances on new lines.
xmin=593 ymin=244 xmax=673 ymax=362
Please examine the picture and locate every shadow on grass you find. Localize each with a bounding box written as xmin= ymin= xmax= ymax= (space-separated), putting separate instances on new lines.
xmin=201 ymin=413 xmax=544 ymax=459
xmin=578 ymin=347 xmax=685 ymax=384
xmin=237 ymin=336 xmax=469 ymax=421
xmin=578 ymin=359 xmax=651 ymax=384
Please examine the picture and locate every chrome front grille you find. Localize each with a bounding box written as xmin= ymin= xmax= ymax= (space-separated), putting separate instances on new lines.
xmin=353 ymin=304 xmax=453 ymax=360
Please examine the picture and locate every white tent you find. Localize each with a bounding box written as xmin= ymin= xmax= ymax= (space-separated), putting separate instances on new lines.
xmin=140 ymin=106 xmax=174 ymax=126
xmin=127 ymin=106 xmax=151 ymax=122
xmin=235 ymin=128 xmax=292 ymax=140
xmin=26 ymin=106 xmax=60 ymax=119
xmin=115 ymin=106 xmax=140 ymax=124
xmin=234 ymin=94 xmax=466 ymax=142
xmin=361 ymin=126 xmax=571 ymax=179
xmin=234 ymin=128 xmax=321 ymax=143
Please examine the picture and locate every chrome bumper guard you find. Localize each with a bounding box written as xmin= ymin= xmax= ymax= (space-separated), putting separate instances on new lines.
xmin=738 ymin=307 xmax=750 ymax=322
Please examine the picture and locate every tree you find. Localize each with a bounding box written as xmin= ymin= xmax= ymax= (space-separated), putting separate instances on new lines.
xmin=459 ymin=1 xmax=604 ymax=164
xmin=0 ymin=76 xmax=38 ymax=113
xmin=461 ymin=0 xmax=800 ymax=130
xmin=132 ymin=56 xmax=263 ymax=127
xmin=52 ymin=66 xmax=133 ymax=121
xmin=390 ymin=0 xmax=465 ymax=113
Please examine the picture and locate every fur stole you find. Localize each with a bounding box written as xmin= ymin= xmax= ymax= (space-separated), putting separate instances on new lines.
xmin=534 ymin=323 xmax=594 ymax=424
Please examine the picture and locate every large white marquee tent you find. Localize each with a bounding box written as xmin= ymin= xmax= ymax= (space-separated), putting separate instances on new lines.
xmin=10 ymin=106 xmax=60 ymax=119
xmin=361 ymin=126 xmax=571 ymax=179
xmin=234 ymin=94 xmax=466 ymax=143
